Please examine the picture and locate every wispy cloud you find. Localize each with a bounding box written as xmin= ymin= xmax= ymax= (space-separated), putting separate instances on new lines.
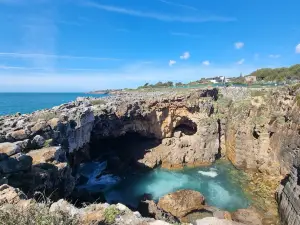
xmin=85 ymin=1 xmax=235 ymax=23
xmin=157 ymin=0 xmax=198 ymax=11
xmin=235 ymin=42 xmax=244 ymax=49
xmin=0 ymin=52 xmax=120 ymax=61
xmin=269 ymin=54 xmax=281 ymax=58
xmin=170 ymin=32 xmax=202 ymax=38
xmin=296 ymin=43 xmax=300 ymax=54
xmin=180 ymin=52 xmax=190 ymax=60
xmin=0 ymin=63 xmax=257 ymax=92
xmin=202 ymin=60 xmax=210 ymax=66
xmin=169 ymin=60 xmax=176 ymax=66
xmin=237 ymin=59 xmax=245 ymax=65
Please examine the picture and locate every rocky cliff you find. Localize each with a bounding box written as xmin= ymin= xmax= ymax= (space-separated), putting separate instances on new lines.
xmin=1 ymin=86 xmax=300 ymax=224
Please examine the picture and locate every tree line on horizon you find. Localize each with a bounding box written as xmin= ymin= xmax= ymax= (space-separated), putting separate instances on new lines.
xmin=137 ymin=64 xmax=300 ymax=89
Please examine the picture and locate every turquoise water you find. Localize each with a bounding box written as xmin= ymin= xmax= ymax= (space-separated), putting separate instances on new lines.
xmin=104 ymin=161 xmax=251 ymax=211
xmin=0 ymin=93 xmax=106 ymax=116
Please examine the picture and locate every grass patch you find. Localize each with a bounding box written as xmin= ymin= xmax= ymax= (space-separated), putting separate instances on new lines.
xmin=290 ymin=83 xmax=300 ymax=92
xmin=295 ymin=94 xmax=300 ymax=107
xmin=43 ymin=139 xmax=53 ymax=147
xmin=0 ymin=203 xmax=79 ymax=225
xmin=104 ymin=206 xmax=120 ymax=224
xmin=250 ymin=90 xmax=266 ymax=97
xmin=31 ymin=112 xmax=57 ymax=122
xmin=90 ymin=99 xmax=107 ymax=106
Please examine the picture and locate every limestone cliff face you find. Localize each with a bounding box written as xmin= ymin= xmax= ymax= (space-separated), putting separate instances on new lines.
xmin=277 ymin=166 xmax=300 ymax=225
xmin=220 ymin=88 xmax=300 ymax=176
xmin=218 ymin=87 xmax=300 ymax=225
xmin=91 ymin=90 xmax=219 ymax=168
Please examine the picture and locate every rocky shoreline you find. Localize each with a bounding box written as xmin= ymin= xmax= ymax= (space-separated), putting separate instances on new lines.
xmin=1 ymin=86 xmax=300 ymax=224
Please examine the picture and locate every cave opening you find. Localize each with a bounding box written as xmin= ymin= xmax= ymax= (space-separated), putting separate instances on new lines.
xmin=89 ymin=132 xmax=161 ymax=173
xmin=173 ymin=117 xmax=197 ymax=136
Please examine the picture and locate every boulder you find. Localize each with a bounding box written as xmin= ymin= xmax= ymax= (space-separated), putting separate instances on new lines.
xmin=232 ymin=208 xmax=263 ymax=225
xmin=157 ymin=190 xmax=205 ymax=219
xmin=138 ymin=200 xmax=178 ymax=223
xmin=149 ymin=221 xmax=172 ymax=225
xmin=0 ymin=184 xmax=26 ymax=205
xmin=194 ymin=217 xmax=245 ymax=225
xmin=48 ymin=118 xmax=60 ymax=129
xmin=26 ymin=147 xmax=58 ymax=165
xmin=0 ymin=153 xmax=32 ymax=174
xmin=50 ymin=199 xmax=80 ymax=216
xmin=80 ymin=203 xmax=106 ymax=225
xmin=31 ymin=135 xmax=45 ymax=148
xmin=10 ymin=129 xmax=29 ymax=140
xmin=0 ymin=142 xmax=21 ymax=160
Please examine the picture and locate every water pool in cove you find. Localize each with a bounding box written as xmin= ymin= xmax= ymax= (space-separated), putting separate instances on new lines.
xmin=104 ymin=161 xmax=251 ymax=211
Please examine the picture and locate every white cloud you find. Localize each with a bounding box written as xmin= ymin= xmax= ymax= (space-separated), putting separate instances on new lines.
xmin=237 ymin=59 xmax=245 ymax=65
xmin=170 ymin=32 xmax=202 ymax=38
xmin=157 ymin=0 xmax=198 ymax=11
xmin=202 ymin=60 xmax=210 ymax=66
xmin=85 ymin=2 xmax=235 ymax=23
xmin=180 ymin=52 xmax=190 ymax=60
xmin=235 ymin=42 xmax=244 ymax=49
xmin=296 ymin=44 xmax=300 ymax=53
xmin=269 ymin=54 xmax=281 ymax=58
xmin=0 ymin=52 xmax=120 ymax=61
xmin=169 ymin=60 xmax=176 ymax=66
xmin=0 ymin=63 xmax=257 ymax=92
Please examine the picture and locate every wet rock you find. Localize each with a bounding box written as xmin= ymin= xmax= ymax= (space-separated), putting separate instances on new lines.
xmin=157 ymin=190 xmax=205 ymax=220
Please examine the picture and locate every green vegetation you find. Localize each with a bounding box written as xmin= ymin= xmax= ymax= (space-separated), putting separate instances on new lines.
xmin=138 ymin=81 xmax=174 ymax=89
xmin=104 ymin=206 xmax=120 ymax=224
xmin=295 ymin=94 xmax=300 ymax=107
xmin=43 ymin=139 xmax=53 ymax=148
xmin=90 ymin=99 xmax=107 ymax=106
xmin=31 ymin=112 xmax=57 ymax=122
xmin=248 ymin=64 xmax=300 ymax=82
xmin=0 ymin=203 xmax=79 ymax=225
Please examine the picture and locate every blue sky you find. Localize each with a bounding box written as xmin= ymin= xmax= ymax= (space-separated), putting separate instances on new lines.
xmin=0 ymin=0 xmax=300 ymax=92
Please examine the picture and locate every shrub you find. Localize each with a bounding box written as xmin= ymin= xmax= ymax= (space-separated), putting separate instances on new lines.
xmin=31 ymin=112 xmax=57 ymax=122
xmin=90 ymin=99 xmax=107 ymax=106
xmin=43 ymin=139 xmax=53 ymax=147
xmin=295 ymin=94 xmax=300 ymax=107
xmin=0 ymin=203 xmax=79 ymax=225
xmin=104 ymin=206 xmax=120 ymax=224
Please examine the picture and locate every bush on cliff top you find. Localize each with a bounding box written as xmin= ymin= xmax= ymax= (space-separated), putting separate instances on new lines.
xmin=0 ymin=203 xmax=79 ymax=225
xmin=104 ymin=206 xmax=120 ymax=224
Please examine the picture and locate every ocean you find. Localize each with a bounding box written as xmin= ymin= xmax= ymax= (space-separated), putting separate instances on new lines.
xmin=0 ymin=93 xmax=106 ymax=116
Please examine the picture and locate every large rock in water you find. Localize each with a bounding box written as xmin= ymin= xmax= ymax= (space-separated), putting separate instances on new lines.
xmin=157 ymin=190 xmax=205 ymax=219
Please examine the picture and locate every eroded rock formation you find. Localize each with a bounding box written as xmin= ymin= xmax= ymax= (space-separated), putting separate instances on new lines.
xmin=0 ymin=86 xmax=300 ymax=224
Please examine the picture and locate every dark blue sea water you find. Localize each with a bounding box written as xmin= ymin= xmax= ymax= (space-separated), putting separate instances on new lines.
xmin=0 ymin=93 xmax=106 ymax=116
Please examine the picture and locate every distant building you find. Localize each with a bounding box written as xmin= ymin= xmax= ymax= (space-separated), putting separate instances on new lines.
xmin=245 ymin=76 xmax=257 ymax=83
xmin=209 ymin=76 xmax=226 ymax=83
